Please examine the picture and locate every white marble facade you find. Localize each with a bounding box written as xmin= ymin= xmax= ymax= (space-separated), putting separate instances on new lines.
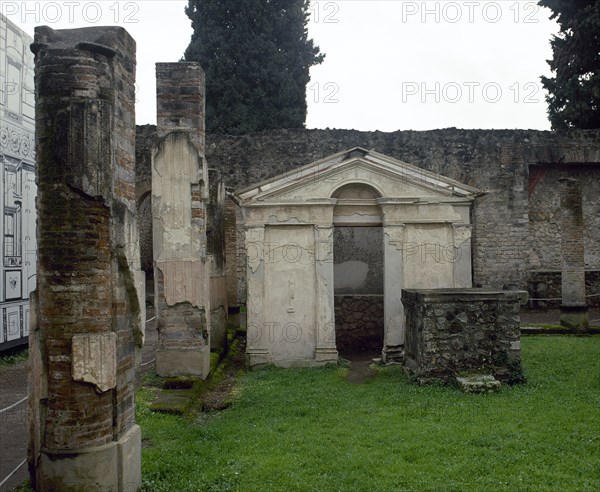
xmin=235 ymin=147 xmax=482 ymax=367
xmin=0 ymin=15 xmax=36 ymax=351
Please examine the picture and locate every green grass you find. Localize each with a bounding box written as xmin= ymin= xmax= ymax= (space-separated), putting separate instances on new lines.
xmin=0 ymin=347 xmax=28 ymax=366
xmin=138 ymin=336 xmax=600 ymax=491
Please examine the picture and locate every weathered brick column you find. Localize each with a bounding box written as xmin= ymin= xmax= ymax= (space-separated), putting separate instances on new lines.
xmin=153 ymin=62 xmax=211 ymax=377
xmin=28 ymin=26 xmax=143 ymax=491
xmin=559 ymin=178 xmax=589 ymax=329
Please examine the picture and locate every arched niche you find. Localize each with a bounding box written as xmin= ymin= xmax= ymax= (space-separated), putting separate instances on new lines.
xmin=332 ymin=183 xmax=385 ymax=355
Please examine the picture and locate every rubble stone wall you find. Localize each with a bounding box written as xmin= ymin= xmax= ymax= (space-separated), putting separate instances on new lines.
xmin=136 ymin=126 xmax=600 ymax=304
xmin=402 ymin=289 xmax=525 ymax=384
xmin=334 ymin=295 xmax=384 ymax=354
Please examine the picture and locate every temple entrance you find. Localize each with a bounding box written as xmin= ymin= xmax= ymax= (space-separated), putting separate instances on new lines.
xmin=332 ymin=183 xmax=384 ymax=357
xmin=237 ymin=146 xmax=480 ymax=368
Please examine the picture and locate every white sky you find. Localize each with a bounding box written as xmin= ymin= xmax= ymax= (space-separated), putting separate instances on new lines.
xmin=4 ymin=0 xmax=559 ymax=131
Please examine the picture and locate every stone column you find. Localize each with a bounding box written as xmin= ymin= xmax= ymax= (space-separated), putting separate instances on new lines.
xmin=245 ymin=225 xmax=268 ymax=366
xmin=452 ymin=224 xmax=473 ymax=288
xmin=559 ymin=178 xmax=588 ymax=329
xmin=29 ymin=26 xmax=142 ymax=491
xmin=153 ymin=62 xmax=211 ymax=377
xmin=314 ymin=225 xmax=338 ymax=363
xmin=382 ymin=224 xmax=406 ymax=363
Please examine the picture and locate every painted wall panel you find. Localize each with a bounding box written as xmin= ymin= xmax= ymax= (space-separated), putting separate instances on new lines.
xmin=0 ymin=14 xmax=36 ymax=351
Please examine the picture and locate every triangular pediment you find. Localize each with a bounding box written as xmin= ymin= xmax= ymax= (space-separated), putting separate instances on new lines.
xmin=235 ymin=147 xmax=482 ymax=204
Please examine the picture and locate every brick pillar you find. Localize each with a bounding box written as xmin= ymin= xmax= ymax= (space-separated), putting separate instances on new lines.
xmin=224 ymin=197 xmax=240 ymax=324
xmin=28 ymin=26 xmax=143 ymax=491
xmin=559 ymin=177 xmax=588 ymax=329
xmin=156 ymin=62 xmax=205 ymax=152
xmin=153 ymin=62 xmax=211 ymax=377
xmin=207 ymin=170 xmax=228 ymax=351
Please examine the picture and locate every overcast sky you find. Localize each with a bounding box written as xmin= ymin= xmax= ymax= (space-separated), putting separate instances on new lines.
xmin=5 ymin=0 xmax=559 ymax=131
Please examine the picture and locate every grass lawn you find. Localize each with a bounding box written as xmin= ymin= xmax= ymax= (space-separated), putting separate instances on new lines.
xmin=138 ymin=336 xmax=600 ymax=491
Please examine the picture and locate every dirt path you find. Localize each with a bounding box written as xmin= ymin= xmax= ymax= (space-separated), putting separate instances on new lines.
xmin=202 ymin=340 xmax=246 ymax=412
xmin=345 ymin=353 xmax=378 ymax=384
xmin=521 ymin=309 xmax=600 ymax=326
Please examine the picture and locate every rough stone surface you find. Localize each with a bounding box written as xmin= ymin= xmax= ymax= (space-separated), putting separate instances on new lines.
xmin=156 ymin=62 xmax=205 ymax=152
xmin=29 ymin=25 xmax=142 ymax=491
xmin=334 ymin=295 xmax=384 ymax=354
xmin=559 ymin=178 xmax=589 ymax=329
xmin=527 ymin=270 xmax=600 ymax=309
xmin=529 ymin=165 xmax=599 ymax=273
xmin=456 ymin=375 xmax=501 ymax=393
xmin=403 ymin=289 xmax=526 ymax=385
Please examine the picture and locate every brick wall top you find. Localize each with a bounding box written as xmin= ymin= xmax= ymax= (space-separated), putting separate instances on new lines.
xmin=156 ymin=61 xmax=205 ymax=154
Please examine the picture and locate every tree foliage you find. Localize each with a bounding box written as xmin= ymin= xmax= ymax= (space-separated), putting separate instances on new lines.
xmin=539 ymin=0 xmax=600 ymax=129
xmin=184 ymin=0 xmax=324 ymax=135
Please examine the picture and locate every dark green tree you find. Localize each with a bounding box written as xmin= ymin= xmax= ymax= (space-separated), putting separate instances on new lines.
xmin=184 ymin=0 xmax=324 ymax=135
xmin=539 ymin=0 xmax=600 ymax=129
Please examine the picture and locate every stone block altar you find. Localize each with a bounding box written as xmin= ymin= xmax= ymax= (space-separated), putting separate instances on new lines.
xmin=402 ymin=288 xmax=527 ymax=385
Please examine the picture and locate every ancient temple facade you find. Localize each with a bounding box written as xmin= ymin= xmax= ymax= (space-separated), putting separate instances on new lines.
xmin=234 ymin=147 xmax=482 ymax=367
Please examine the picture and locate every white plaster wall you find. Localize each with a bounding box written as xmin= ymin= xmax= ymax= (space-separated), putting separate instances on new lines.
xmin=402 ymin=224 xmax=454 ymax=289
xmin=152 ymin=133 xmax=204 ymax=262
xmin=272 ymin=162 xmax=444 ymax=201
xmin=239 ymin=153 xmax=479 ymax=366
xmin=263 ymin=225 xmax=316 ymax=362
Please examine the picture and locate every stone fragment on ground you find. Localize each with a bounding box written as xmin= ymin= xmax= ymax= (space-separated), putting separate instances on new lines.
xmin=456 ymin=375 xmax=501 ymax=394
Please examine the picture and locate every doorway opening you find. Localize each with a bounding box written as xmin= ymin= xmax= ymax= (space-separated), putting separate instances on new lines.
xmin=332 ymin=183 xmax=384 ymax=359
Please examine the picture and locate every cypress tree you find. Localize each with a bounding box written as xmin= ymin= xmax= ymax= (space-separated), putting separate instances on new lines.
xmin=184 ymin=0 xmax=324 ymax=134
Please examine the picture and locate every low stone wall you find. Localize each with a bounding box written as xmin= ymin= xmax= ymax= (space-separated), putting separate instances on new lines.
xmin=402 ymin=289 xmax=526 ymax=384
xmin=527 ymin=270 xmax=600 ymax=309
xmin=334 ymin=295 xmax=384 ymax=354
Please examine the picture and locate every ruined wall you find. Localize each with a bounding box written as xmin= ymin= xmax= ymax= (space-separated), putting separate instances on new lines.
xmin=135 ymin=124 xmax=155 ymax=274
xmin=224 ymin=197 xmax=238 ymax=310
xmin=334 ymin=295 xmax=384 ymax=354
xmin=153 ymin=62 xmax=213 ymax=377
xmin=136 ymin=127 xmax=600 ymax=300
xmin=529 ymin=165 xmax=600 ymax=267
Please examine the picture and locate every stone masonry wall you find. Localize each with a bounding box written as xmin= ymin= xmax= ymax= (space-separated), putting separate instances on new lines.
xmin=136 ymin=127 xmax=600 ymax=301
xmin=136 ymin=124 xmax=155 ymax=275
xmin=529 ymin=165 xmax=600 ymax=271
xmin=528 ymin=270 xmax=600 ymax=309
xmin=334 ymin=295 xmax=384 ymax=354
xmin=402 ymin=289 xmax=525 ymax=384
xmin=208 ymin=169 xmax=227 ymax=350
